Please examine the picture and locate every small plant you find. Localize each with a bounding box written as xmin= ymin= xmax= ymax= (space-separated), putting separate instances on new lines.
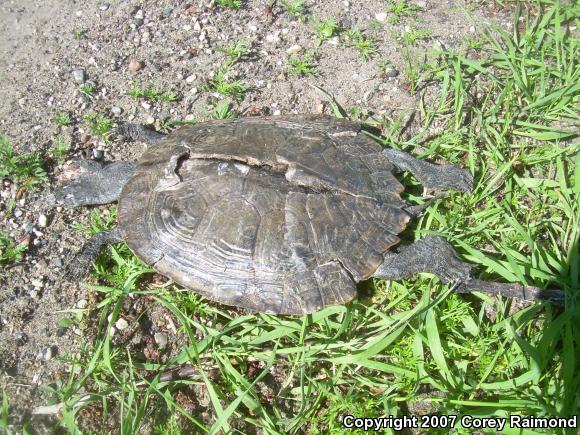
xmin=215 ymin=0 xmax=242 ymax=9
xmin=126 ymin=81 xmax=178 ymax=102
xmin=0 ymin=232 xmax=26 ymax=264
xmin=313 ymin=18 xmax=341 ymax=44
xmin=0 ymin=135 xmax=48 ymax=190
xmin=280 ymin=0 xmax=307 ymax=22
xmin=216 ymin=39 xmax=251 ymax=62
xmin=50 ymin=135 xmax=71 ymax=164
xmin=368 ymin=19 xmax=384 ymax=32
xmin=402 ymin=28 xmax=431 ymax=45
xmin=209 ymin=100 xmax=238 ymax=119
xmin=72 ymin=208 xmax=118 ymax=236
xmin=342 ymin=30 xmax=379 ymax=60
xmin=466 ymin=35 xmax=483 ymax=50
xmin=53 ymin=111 xmax=72 ymax=126
xmin=287 ymin=50 xmax=318 ymax=76
xmin=205 ymin=65 xmax=247 ymax=101
xmin=72 ymin=28 xmax=87 ymax=38
xmin=85 ymin=112 xmax=113 ymax=141
xmin=386 ymin=0 xmax=421 ymax=24
xmin=80 ymin=82 xmax=96 ymax=98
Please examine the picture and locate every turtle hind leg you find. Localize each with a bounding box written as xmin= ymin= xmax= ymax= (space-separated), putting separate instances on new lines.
xmin=382 ymin=149 xmax=473 ymax=195
xmin=66 ymin=228 xmax=123 ymax=280
xmin=115 ymin=124 xmax=164 ymax=145
xmin=373 ymin=236 xmax=565 ymax=305
xmin=53 ymin=160 xmax=137 ymax=207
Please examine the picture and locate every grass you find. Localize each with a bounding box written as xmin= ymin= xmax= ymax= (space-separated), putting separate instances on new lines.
xmin=342 ymin=30 xmax=380 ymax=60
xmin=79 ymin=82 xmax=96 ymax=98
xmin=50 ymin=135 xmax=71 ymax=164
xmin=313 ymin=18 xmax=341 ymax=44
xmin=127 ymin=81 xmax=178 ymax=102
xmin=402 ymin=27 xmax=431 ymax=45
xmin=287 ymin=50 xmax=318 ymax=76
xmin=72 ymin=28 xmax=87 ymax=39
xmin=53 ymin=111 xmax=72 ymax=126
xmin=215 ymin=0 xmax=242 ymax=9
xmin=14 ymin=2 xmax=580 ymax=433
xmin=0 ymin=135 xmax=48 ymax=191
xmin=0 ymin=232 xmax=27 ymax=264
xmin=386 ymin=0 xmax=422 ymax=24
xmin=85 ymin=112 xmax=113 ymax=141
xmin=216 ymin=38 xmax=251 ymax=62
xmin=204 ymin=64 xmax=247 ymax=101
xmin=279 ymin=0 xmax=308 ymax=22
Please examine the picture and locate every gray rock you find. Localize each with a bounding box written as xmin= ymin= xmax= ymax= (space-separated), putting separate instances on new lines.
xmin=98 ymin=2 xmax=110 ymax=11
xmin=72 ymin=68 xmax=86 ymax=83
xmin=385 ymin=68 xmax=399 ymax=78
xmin=154 ymin=332 xmax=168 ymax=347
xmin=38 ymin=213 xmax=48 ymax=228
xmin=115 ymin=318 xmax=129 ymax=331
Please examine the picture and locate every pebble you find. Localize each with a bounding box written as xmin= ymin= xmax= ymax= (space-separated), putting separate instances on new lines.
xmin=328 ymin=36 xmax=340 ymax=46
xmin=247 ymin=23 xmax=258 ymax=32
xmin=273 ymin=109 xmax=281 ymax=116
xmin=286 ymin=45 xmax=303 ymax=55
xmin=141 ymin=101 xmax=152 ymax=110
xmin=375 ymin=12 xmax=388 ymax=22
xmin=72 ymin=68 xmax=86 ymax=83
xmin=193 ymin=21 xmax=202 ymax=32
xmin=51 ymin=257 xmax=64 ymax=268
xmin=14 ymin=209 xmax=23 ymax=218
xmin=469 ymin=26 xmax=476 ymax=33
xmin=385 ymin=68 xmax=399 ymax=78
xmin=43 ymin=346 xmax=57 ymax=361
xmin=98 ymin=2 xmax=110 ymax=11
xmin=154 ymin=332 xmax=168 ymax=347
xmin=134 ymin=9 xmax=144 ymax=20
xmin=128 ymin=60 xmax=144 ymax=73
xmin=38 ymin=214 xmax=48 ymax=228
xmin=111 ymin=106 xmax=123 ymax=115
xmin=145 ymin=115 xmax=155 ymax=125
xmin=77 ymin=299 xmax=88 ymax=309
xmin=93 ymin=149 xmax=104 ymax=160
xmin=265 ymin=34 xmax=281 ymax=44
xmin=115 ymin=318 xmax=129 ymax=331
xmin=185 ymin=74 xmax=197 ymax=83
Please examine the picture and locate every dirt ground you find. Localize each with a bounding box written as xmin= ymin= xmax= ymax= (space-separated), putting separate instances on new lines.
xmin=0 ymin=0 xmax=513 ymax=430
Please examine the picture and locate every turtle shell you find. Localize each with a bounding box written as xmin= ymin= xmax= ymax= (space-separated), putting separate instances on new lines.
xmin=118 ymin=115 xmax=410 ymax=314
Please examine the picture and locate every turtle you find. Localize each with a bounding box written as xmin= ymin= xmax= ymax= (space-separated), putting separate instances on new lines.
xmin=54 ymin=115 xmax=564 ymax=314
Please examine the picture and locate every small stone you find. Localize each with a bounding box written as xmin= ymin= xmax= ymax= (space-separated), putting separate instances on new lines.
xmin=145 ymin=116 xmax=155 ymax=125
xmin=189 ymin=87 xmax=198 ymax=95
xmin=183 ymin=24 xmax=192 ymax=31
xmin=315 ymin=100 xmax=325 ymax=114
xmin=273 ymin=110 xmax=281 ymax=116
xmin=469 ymin=26 xmax=476 ymax=33
xmin=134 ymin=9 xmax=144 ymax=20
xmin=193 ymin=21 xmax=202 ymax=32
xmin=185 ymin=113 xmax=196 ymax=121
xmin=286 ymin=45 xmax=302 ymax=55
xmin=72 ymin=68 xmax=86 ymax=83
xmin=38 ymin=214 xmax=48 ymax=228
xmin=14 ymin=209 xmax=23 ymax=218
xmin=265 ymin=34 xmax=281 ymax=44
xmin=128 ymin=60 xmax=144 ymax=73
xmin=51 ymin=258 xmax=64 ymax=268
xmin=154 ymin=332 xmax=168 ymax=347
xmin=98 ymin=2 xmax=110 ymax=11
xmin=115 ymin=318 xmax=129 ymax=331
xmin=141 ymin=101 xmax=152 ymax=110
xmin=77 ymin=299 xmax=88 ymax=309
xmin=43 ymin=346 xmax=57 ymax=361
xmin=111 ymin=106 xmax=123 ymax=115
xmin=248 ymin=23 xmax=258 ymax=32
xmin=185 ymin=74 xmax=197 ymax=83
xmin=375 ymin=12 xmax=388 ymax=22
xmin=385 ymin=68 xmax=399 ymax=78
xmin=93 ymin=149 xmax=104 ymax=160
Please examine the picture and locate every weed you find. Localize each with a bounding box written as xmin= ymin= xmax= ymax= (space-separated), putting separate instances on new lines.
xmin=313 ymin=18 xmax=341 ymax=44
xmin=279 ymin=0 xmax=307 ymax=22
xmin=204 ymin=65 xmax=247 ymax=101
xmin=0 ymin=232 xmax=26 ymax=264
xmin=287 ymin=50 xmax=318 ymax=76
xmin=402 ymin=28 xmax=431 ymax=45
xmin=342 ymin=30 xmax=379 ymax=60
xmin=50 ymin=135 xmax=71 ymax=164
xmin=53 ymin=111 xmax=72 ymax=126
xmin=0 ymin=135 xmax=48 ymax=190
xmin=72 ymin=28 xmax=87 ymax=38
xmin=79 ymin=82 xmax=96 ymax=98
xmin=465 ymin=35 xmax=484 ymax=50
xmin=216 ymin=38 xmax=251 ymax=62
xmin=386 ymin=0 xmax=421 ymax=24
xmin=367 ymin=18 xmax=384 ymax=32
xmin=215 ymin=0 xmax=242 ymax=9
xmin=126 ymin=81 xmax=178 ymax=102
xmin=85 ymin=112 xmax=113 ymax=141
xmin=209 ymin=100 xmax=238 ymax=119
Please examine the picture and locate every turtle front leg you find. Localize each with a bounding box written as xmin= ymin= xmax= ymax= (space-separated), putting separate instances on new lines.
xmin=67 ymin=228 xmax=123 ymax=279
xmin=373 ymin=236 xmax=565 ymax=305
xmin=115 ymin=123 xmax=164 ymax=145
xmin=54 ymin=160 xmax=137 ymax=207
xmin=382 ymin=149 xmax=473 ymax=195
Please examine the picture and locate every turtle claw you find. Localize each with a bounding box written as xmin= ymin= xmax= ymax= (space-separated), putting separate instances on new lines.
xmin=383 ymin=149 xmax=473 ymax=195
